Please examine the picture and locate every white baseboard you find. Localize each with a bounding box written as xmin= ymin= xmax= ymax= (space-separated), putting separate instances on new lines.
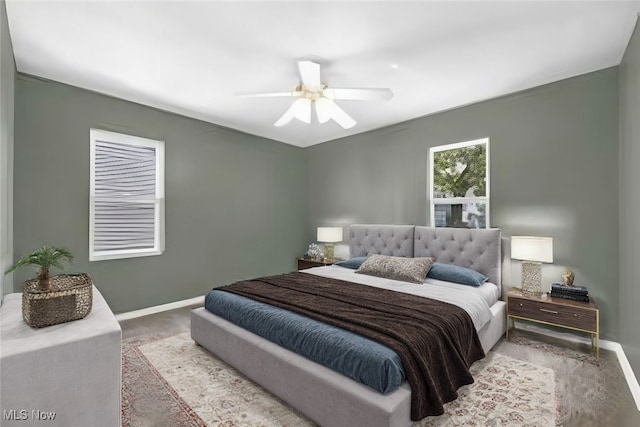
xmin=613 ymin=342 xmax=640 ymax=411
xmin=114 ymin=295 xmax=205 ymax=322
xmin=517 ymin=322 xmax=640 ymax=411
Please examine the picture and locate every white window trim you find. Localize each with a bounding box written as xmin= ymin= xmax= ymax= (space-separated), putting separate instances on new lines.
xmin=89 ymin=129 xmax=165 ymax=261
xmin=428 ymin=137 xmax=490 ymax=228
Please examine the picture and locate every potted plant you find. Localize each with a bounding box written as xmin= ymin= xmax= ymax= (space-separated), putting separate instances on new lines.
xmin=4 ymin=245 xmax=74 ymax=291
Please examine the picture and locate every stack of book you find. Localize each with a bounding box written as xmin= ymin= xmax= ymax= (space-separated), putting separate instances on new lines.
xmin=550 ymin=283 xmax=589 ymax=302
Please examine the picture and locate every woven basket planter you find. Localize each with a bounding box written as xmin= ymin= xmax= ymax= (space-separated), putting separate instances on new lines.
xmin=22 ymin=273 xmax=93 ymax=328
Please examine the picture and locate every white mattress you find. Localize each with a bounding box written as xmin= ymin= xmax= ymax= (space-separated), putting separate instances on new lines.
xmin=302 ymin=265 xmax=497 ymax=331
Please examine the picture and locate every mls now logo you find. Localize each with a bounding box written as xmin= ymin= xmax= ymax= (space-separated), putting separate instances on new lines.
xmin=3 ymin=409 xmax=57 ymax=421
xmin=31 ymin=410 xmax=57 ymax=420
xmin=3 ymin=410 xmax=28 ymax=420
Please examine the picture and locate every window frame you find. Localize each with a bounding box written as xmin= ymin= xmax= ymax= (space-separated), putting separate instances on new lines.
xmin=89 ymin=129 xmax=165 ymax=261
xmin=428 ymin=137 xmax=490 ymax=228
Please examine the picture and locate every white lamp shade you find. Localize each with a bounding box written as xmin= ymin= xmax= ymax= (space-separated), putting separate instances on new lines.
xmin=317 ymin=227 xmax=343 ymax=243
xmin=511 ymin=236 xmax=553 ymax=263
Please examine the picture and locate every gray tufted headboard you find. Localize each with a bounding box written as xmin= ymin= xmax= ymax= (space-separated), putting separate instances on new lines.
xmin=414 ymin=226 xmax=501 ymax=286
xmin=349 ymin=224 xmax=415 ymax=258
xmin=348 ymin=224 xmax=502 ymax=285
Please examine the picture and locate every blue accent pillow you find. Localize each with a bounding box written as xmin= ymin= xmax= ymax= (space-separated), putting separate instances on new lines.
xmin=334 ymin=257 xmax=367 ymax=269
xmin=427 ymin=263 xmax=488 ymax=287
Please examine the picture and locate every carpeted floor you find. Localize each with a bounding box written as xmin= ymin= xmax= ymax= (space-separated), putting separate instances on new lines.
xmin=121 ymin=328 xmax=638 ymax=427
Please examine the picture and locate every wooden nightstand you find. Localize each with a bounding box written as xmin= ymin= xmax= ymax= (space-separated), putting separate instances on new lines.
xmin=297 ymin=258 xmax=336 ymax=270
xmin=506 ymin=289 xmax=600 ymax=359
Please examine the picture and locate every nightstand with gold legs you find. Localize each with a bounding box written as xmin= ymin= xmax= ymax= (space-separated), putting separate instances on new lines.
xmin=506 ymin=289 xmax=599 ymax=360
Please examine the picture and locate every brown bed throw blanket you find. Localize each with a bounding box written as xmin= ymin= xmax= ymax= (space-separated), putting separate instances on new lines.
xmin=221 ymin=271 xmax=485 ymax=421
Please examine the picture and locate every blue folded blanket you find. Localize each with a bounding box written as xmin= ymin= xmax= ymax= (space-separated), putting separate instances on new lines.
xmin=205 ymin=289 xmax=406 ymax=394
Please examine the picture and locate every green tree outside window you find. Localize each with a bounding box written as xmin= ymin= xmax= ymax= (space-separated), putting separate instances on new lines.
xmin=430 ymin=139 xmax=489 ymax=228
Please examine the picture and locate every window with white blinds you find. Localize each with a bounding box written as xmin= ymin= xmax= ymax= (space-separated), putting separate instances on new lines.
xmin=90 ymin=129 xmax=165 ymax=261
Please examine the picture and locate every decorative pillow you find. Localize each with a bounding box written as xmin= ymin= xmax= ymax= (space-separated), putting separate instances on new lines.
xmin=355 ymin=254 xmax=435 ymax=284
xmin=334 ymin=257 xmax=367 ymax=270
xmin=426 ymin=263 xmax=488 ymax=287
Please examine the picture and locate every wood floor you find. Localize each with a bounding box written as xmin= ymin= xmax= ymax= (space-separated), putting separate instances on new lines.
xmin=119 ymin=303 xmax=202 ymax=339
xmin=118 ymin=303 xmax=640 ymax=427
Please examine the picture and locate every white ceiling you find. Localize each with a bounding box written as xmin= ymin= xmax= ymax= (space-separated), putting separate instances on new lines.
xmin=6 ymin=1 xmax=640 ymax=147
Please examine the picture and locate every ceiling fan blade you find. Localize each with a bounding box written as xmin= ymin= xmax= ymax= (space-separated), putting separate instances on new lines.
xmin=330 ymin=102 xmax=356 ymax=129
xmin=315 ymin=98 xmax=356 ymax=129
xmin=315 ymin=97 xmax=332 ymax=124
xmin=238 ymin=91 xmax=303 ymax=98
xmin=323 ymin=87 xmax=393 ymax=101
xmin=274 ymin=98 xmax=311 ymax=127
xmin=274 ymin=103 xmax=297 ymax=127
xmin=293 ymin=98 xmax=312 ymax=123
xmin=298 ymin=60 xmax=321 ymax=86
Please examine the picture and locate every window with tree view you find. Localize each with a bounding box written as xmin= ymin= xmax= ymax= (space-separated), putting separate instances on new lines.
xmin=429 ymin=138 xmax=489 ymax=228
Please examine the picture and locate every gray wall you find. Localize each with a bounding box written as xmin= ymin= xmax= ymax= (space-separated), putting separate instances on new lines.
xmin=619 ymin=18 xmax=640 ymax=378
xmin=306 ymin=68 xmax=620 ymax=340
xmin=13 ymin=76 xmax=308 ymax=313
xmin=0 ymin=0 xmax=14 ymax=298
xmin=6 ymin=28 xmax=628 ymax=345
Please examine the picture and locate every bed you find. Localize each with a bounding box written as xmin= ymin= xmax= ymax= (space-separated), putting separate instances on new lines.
xmin=191 ymin=225 xmax=506 ymax=427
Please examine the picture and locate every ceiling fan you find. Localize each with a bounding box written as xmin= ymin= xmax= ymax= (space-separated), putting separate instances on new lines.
xmin=242 ymin=60 xmax=393 ymax=129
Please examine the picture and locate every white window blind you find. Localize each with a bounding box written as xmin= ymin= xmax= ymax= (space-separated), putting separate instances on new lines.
xmin=90 ymin=129 xmax=165 ymax=261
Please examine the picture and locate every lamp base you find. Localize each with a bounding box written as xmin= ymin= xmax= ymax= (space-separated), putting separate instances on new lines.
xmin=323 ymin=244 xmax=334 ymax=262
xmin=521 ymin=261 xmax=542 ymax=296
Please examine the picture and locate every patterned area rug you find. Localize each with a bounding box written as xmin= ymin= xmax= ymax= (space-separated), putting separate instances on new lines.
xmin=122 ymin=332 xmax=559 ymax=427
xmin=498 ymin=329 xmax=635 ymax=427
xmin=418 ymin=352 xmax=555 ymax=426
xmin=122 ymin=334 xmax=207 ymax=427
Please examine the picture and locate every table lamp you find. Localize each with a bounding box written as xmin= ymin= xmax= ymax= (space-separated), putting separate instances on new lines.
xmin=511 ymin=236 xmax=553 ymax=295
xmin=317 ymin=227 xmax=343 ymax=261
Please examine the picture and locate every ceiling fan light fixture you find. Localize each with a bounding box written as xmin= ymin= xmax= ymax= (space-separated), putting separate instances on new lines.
xmin=321 ymin=87 xmax=335 ymax=100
